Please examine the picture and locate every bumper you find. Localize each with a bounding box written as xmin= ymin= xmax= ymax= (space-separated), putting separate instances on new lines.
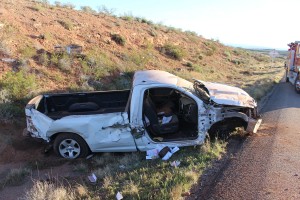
xmin=246 ymin=118 xmax=262 ymax=134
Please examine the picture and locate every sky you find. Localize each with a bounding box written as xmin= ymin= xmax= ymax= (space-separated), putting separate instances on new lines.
xmin=49 ymin=0 xmax=300 ymax=50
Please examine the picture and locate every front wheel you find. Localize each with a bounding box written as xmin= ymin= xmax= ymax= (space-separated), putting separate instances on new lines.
xmin=53 ymin=133 xmax=90 ymax=159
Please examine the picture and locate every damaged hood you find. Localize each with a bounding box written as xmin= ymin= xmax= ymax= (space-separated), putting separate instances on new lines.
xmin=194 ymin=80 xmax=257 ymax=108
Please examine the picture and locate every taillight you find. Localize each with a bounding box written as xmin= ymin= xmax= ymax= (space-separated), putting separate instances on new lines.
xmin=26 ymin=116 xmax=37 ymax=132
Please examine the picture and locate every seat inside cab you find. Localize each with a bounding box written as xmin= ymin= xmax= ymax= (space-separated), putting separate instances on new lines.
xmin=142 ymin=87 xmax=198 ymax=141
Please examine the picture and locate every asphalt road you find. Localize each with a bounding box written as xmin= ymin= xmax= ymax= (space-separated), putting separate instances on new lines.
xmin=192 ymin=81 xmax=300 ymax=200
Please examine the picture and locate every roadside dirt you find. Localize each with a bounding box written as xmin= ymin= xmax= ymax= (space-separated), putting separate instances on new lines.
xmin=0 ymin=122 xmax=79 ymax=200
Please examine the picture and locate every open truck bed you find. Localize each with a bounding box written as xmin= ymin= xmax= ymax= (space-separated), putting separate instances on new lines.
xmin=28 ymin=90 xmax=130 ymax=120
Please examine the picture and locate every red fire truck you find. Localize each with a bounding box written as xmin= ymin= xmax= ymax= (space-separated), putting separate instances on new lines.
xmin=285 ymin=41 xmax=300 ymax=93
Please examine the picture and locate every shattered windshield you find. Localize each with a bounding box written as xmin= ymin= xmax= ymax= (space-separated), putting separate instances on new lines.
xmin=177 ymin=78 xmax=211 ymax=103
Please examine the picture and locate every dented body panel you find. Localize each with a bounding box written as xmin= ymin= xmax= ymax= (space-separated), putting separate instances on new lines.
xmin=25 ymin=70 xmax=261 ymax=154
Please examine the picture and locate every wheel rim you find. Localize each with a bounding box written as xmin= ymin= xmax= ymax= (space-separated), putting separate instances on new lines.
xmin=296 ymin=80 xmax=300 ymax=91
xmin=59 ymin=139 xmax=81 ymax=159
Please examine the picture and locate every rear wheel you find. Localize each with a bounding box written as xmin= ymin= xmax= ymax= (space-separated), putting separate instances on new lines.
xmin=54 ymin=133 xmax=90 ymax=159
xmin=295 ymin=74 xmax=300 ymax=94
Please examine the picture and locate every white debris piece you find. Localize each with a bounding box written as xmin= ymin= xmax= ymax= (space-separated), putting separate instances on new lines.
xmin=170 ymin=146 xmax=180 ymax=154
xmin=88 ymin=173 xmax=97 ymax=183
xmin=170 ymin=160 xmax=181 ymax=168
xmin=1 ymin=58 xmax=15 ymax=63
xmin=116 ymin=192 xmax=123 ymax=200
xmin=162 ymin=151 xmax=173 ymax=160
xmin=146 ymin=149 xmax=160 ymax=159
xmin=146 ymin=146 xmax=180 ymax=160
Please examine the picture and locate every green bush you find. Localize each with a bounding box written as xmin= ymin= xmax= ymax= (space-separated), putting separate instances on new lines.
xmin=37 ymin=52 xmax=49 ymax=66
xmin=0 ymin=89 xmax=10 ymax=103
xmin=62 ymin=3 xmax=76 ymax=9
xmin=20 ymin=46 xmax=36 ymax=59
xmin=58 ymin=57 xmax=71 ymax=72
xmin=58 ymin=20 xmax=73 ymax=30
xmin=0 ymin=70 xmax=37 ymax=100
xmin=111 ymin=34 xmax=126 ymax=46
xmin=80 ymin=6 xmax=96 ymax=14
xmin=0 ymin=103 xmax=23 ymax=123
xmin=161 ymin=44 xmax=186 ymax=60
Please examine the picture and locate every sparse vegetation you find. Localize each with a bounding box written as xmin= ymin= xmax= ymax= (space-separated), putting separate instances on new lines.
xmin=20 ymin=46 xmax=36 ymax=59
xmin=1 ymin=168 xmax=30 ymax=187
xmin=62 ymin=2 xmax=76 ymax=9
xmin=80 ymin=6 xmax=96 ymax=14
xmin=161 ymin=44 xmax=186 ymax=60
xmin=111 ymin=34 xmax=126 ymax=46
xmin=57 ymin=55 xmax=72 ymax=72
xmin=37 ymin=52 xmax=49 ymax=66
xmin=0 ymin=69 xmax=37 ymax=101
xmin=120 ymin=12 xmax=134 ymax=21
xmin=97 ymin=5 xmax=115 ymax=16
xmin=73 ymin=162 xmax=88 ymax=173
xmin=57 ymin=20 xmax=73 ymax=30
xmin=23 ymin=181 xmax=77 ymax=200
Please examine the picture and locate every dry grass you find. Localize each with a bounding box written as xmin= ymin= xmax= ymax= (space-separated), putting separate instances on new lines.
xmin=1 ymin=168 xmax=30 ymax=187
xmin=24 ymin=181 xmax=76 ymax=200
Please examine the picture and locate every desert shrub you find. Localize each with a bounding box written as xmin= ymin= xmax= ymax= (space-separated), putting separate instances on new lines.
xmin=0 ymin=103 xmax=23 ymax=123
xmin=224 ymin=51 xmax=231 ymax=61
xmin=58 ymin=20 xmax=73 ymax=30
xmin=0 ymin=89 xmax=10 ymax=103
xmin=186 ymin=62 xmax=202 ymax=73
xmin=198 ymin=54 xmax=203 ymax=60
xmin=57 ymin=56 xmax=71 ymax=72
xmin=128 ymin=50 xmax=151 ymax=66
xmin=161 ymin=44 xmax=186 ymax=60
xmin=29 ymin=5 xmax=43 ymax=11
xmin=224 ymin=51 xmax=231 ymax=58
xmin=0 ymin=41 xmax=11 ymax=55
xmin=111 ymin=34 xmax=126 ymax=46
xmin=121 ymin=12 xmax=134 ymax=21
xmin=185 ymin=30 xmax=198 ymax=36
xmin=20 ymin=46 xmax=36 ymax=59
xmin=0 ymin=69 xmax=37 ymax=100
xmin=148 ymin=29 xmax=157 ymax=37
xmin=1 ymin=168 xmax=30 ymax=187
xmin=23 ymin=181 xmax=77 ymax=200
xmin=97 ymin=5 xmax=115 ymax=15
xmin=54 ymin=1 xmax=61 ymax=7
xmin=80 ymin=6 xmax=96 ymax=14
xmin=205 ymin=49 xmax=214 ymax=56
xmin=62 ymin=3 xmax=76 ymax=9
xmin=37 ymin=52 xmax=49 ymax=66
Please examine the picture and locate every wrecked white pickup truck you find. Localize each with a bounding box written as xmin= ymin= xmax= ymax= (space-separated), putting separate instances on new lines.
xmin=25 ymin=70 xmax=261 ymax=159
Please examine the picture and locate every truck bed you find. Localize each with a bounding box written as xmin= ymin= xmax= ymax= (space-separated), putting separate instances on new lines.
xmin=36 ymin=90 xmax=130 ymax=120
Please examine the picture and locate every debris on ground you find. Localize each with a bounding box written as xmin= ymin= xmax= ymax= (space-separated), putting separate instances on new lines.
xmin=146 ymin=146 xmax=180 ymax=160
xmin=116 ymin=192 xmax=123 ymax=200
xmin=1 ymin=58 xmax=15 ymax=63
xmin=170 ymin=160 xmax=181 ymax=168
xmin=88 ymin=173 xmax=97 ymax=183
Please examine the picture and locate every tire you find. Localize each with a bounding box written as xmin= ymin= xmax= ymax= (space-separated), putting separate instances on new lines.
xmin=53 ymin=133 xmax=90 ymax=159
xmin=208 ymin=118 xmax=247 ymax=140
xmin=295 ymin=74 xmax=300 ymax=94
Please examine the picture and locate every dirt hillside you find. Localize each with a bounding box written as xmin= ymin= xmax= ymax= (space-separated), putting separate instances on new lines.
xmin=0 ymin=0 xmax=283 ymax=94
